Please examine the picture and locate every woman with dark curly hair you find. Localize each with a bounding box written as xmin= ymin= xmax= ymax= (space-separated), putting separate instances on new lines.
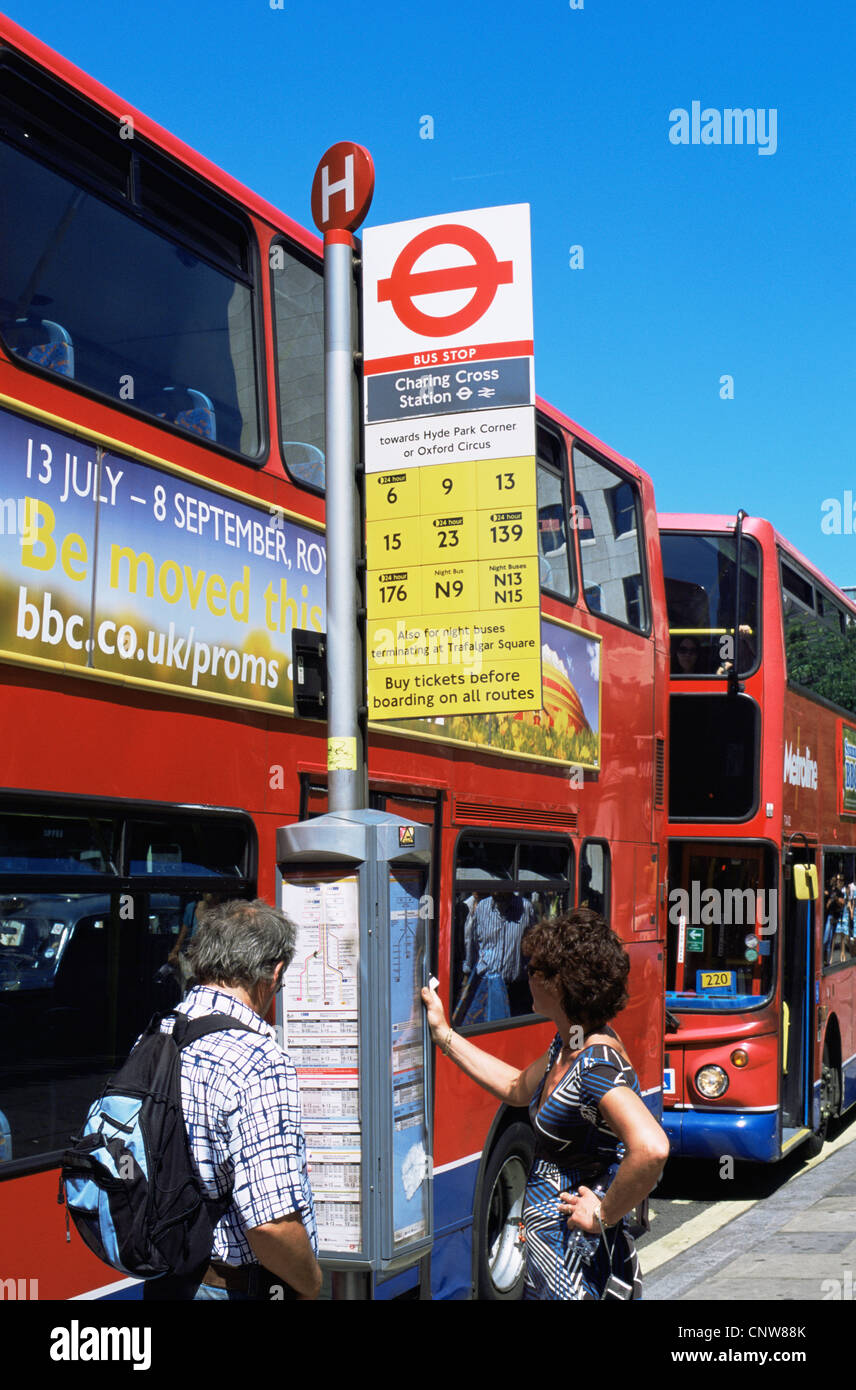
xmin=422 ymin=907 xmax=669 ymax=1300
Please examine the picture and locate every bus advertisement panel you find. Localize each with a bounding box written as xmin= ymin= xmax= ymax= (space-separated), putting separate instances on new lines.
xmin=0 ymin=404 xmax=324 ymax=711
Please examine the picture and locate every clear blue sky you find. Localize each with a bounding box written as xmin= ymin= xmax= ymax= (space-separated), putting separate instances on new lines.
xmin=5 ymin=0 xmax=855 ymax=584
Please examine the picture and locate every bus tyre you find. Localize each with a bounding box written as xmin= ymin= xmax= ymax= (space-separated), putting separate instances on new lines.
xmin=805 ymin=1042 xmax=841 ymax=1157
xmin=476 ymin=1122 xmax=535 ymax=1300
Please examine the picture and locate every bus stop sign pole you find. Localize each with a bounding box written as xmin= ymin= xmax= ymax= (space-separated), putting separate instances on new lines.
xmin=310 ymin=143 xmax=375 ymax=1302
xmin=311 ymin=143 xmax=375 ymax=815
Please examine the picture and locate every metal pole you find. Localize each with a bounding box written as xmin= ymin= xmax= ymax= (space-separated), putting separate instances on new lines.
xmin=324 ymin=237 xmax=369 ymax=1299
xmin=324 ymin=231 xmax=363 ymax=813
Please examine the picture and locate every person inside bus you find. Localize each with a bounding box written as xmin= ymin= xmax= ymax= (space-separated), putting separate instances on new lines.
xmin=823 ymin=875 xmax=846 ymax=966
xmin=168 ymin=891 xmax=225 ymax=993
xmin=832 ymin=872 xmax=852 ymax=964
xmin=459 ymin=892 xmax=480 ymax=977
xmin=423 ymin=908 xmax=669 ymax=1300
xmin=454 ymin=890 xmax=536 ymax=1025
xmin=846 ymin=875 xmax=856 ymax=958
xmin=672 ymin=636 xmax=702 ymax=674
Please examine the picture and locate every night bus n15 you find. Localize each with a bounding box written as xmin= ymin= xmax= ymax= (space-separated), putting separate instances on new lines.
xmin=661 ymin=512 xmax=856 ymax=1164
xmin=0 ymin=16 xmax=667 ymax=1299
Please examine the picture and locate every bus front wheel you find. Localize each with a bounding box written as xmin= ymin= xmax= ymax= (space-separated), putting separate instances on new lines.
xmin=475 ymin=1122 xmax=535 ymax=1300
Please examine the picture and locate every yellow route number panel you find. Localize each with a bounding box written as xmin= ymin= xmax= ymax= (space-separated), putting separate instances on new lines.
xmin=365 ymin=454 xmax=542 ymax=721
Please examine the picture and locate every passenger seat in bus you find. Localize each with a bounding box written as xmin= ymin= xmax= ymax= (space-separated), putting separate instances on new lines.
xmin=146 ymin=385 xmax=217 ymax=441
xmin=2 ymin=316 xmax=75 ymax=376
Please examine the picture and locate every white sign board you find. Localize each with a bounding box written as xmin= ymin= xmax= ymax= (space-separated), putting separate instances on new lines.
xmin=362 ymin=204 xmax=534 ymax=386
xmin=361 ymin=204 xmax=540 ymax=723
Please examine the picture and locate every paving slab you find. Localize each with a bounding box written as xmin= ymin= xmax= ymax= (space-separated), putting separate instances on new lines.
xmin=646 ymin=1136 xmax=856 ymax=1301
xmin=678 ymin=1279 xmax=828 ymax=1301
xmin=780 ymin=1209 xmax=856 ymax=1232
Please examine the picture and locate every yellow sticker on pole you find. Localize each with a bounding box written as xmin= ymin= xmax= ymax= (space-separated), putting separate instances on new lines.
xmin=327 ymin=737 xmax=358 ymax=771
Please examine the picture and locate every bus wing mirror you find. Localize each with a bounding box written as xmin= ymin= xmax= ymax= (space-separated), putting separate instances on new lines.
xmin=793 ymin=864 xmax=818 ymax=900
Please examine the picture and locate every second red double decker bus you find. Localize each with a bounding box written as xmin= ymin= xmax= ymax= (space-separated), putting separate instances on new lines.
xmin=660 ymin=512 xmax=856 ymax=1163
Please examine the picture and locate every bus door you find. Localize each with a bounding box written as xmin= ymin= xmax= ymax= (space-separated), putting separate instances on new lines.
xmin=780 ymin=853 xmax=816 ymax=1136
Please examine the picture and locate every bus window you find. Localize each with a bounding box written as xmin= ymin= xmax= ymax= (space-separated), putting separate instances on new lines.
xmin=0 ymin=800 xmax=255 ymax=1165
xmin=537 ymin=470 xmax=570 ymax=597
xmin=270 ymin=242 xmax=325 ymax=490
xmin=125 ymin=817 xmax=251 ymax=878
xmin=822 ymin=852 xmax=856 ymax=969
xmin=0 ymin=57 xmax=261 ymax=458
xmin=536 ymin=421 xmax=573 ymax=598
xmin=662 ymin=532 xmax=760 ymax=677
xmin=669 ymin=694 xmax=759 ymax=821
xmin=781 ymin=562 xmax=856 ymax=717
xmin=0 ymin=810 xmax=118 ymax=875
xmin=580 ymin=840 xmax=610 ymax=920
xmin=666 ymin=847 xmax=776 ymax=1008
xmin=573 ymin=446 xmax=649 ymax=632
xmin=0 ymin=888 xmax=237 ymax=1163
xmin=451 ymin=834 xmax=572 ymax=1028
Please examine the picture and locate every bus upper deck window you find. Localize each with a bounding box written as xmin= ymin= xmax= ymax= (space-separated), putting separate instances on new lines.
xmin=0 ymin=71 xmax=261 ymax=462
xmin=572 ymin=446 xmax=649 ymax=632
xmin=270 ymin=244 xmax=325 ymax=491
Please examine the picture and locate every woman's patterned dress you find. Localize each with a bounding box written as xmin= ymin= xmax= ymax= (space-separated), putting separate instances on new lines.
xmin=522 ymin=1035 xmax=644 ymax=1300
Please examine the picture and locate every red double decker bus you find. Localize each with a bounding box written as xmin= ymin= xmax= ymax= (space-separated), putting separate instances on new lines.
xmin=0 ymin=16 xmax=667 ymax=1299
xmin=661 ymin=512 xmax=856 ymax=1164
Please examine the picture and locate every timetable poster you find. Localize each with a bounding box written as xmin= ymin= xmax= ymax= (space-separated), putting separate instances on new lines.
xmin=281 ymin=872 xmax=362 ymax=1253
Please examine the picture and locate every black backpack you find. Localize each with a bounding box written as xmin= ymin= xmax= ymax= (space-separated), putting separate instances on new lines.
xmin=60 ymin=1012 xmax=256 ymax=1282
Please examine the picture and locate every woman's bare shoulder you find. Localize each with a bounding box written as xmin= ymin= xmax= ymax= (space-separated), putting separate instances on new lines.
xmin=581 ymin=1031 xmax=632 ymax=1065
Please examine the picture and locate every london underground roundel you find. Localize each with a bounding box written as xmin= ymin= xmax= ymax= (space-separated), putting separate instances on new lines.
xmin=377 ymin=224 xmax=514 ymax=337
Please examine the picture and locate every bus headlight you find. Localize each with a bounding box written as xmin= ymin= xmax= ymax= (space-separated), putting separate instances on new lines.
xmin=695 ymin=1064 xmax=729 ymax=1098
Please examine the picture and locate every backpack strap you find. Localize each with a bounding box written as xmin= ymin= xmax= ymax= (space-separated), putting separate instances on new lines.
xmin=170 ymin=1012 xmax=261 ymax=1049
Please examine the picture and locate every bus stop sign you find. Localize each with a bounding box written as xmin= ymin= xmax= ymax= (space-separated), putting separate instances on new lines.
xmin=311 ymin=141 xmax=375 ymax=234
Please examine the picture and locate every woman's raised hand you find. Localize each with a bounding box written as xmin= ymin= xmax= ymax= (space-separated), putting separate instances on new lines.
xmin=421 ymin=981 xmax=448 ymax=1042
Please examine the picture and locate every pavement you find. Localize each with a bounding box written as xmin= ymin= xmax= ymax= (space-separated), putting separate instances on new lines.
xmin=644 ymin=1130 xmax=856 ymax=1300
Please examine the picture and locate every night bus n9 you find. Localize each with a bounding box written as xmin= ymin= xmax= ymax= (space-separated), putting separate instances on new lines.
xmin=0 ymin=16 xmax=667 ymax=1299
xmin=661 ymin=512 xmax=856 ymax=1164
